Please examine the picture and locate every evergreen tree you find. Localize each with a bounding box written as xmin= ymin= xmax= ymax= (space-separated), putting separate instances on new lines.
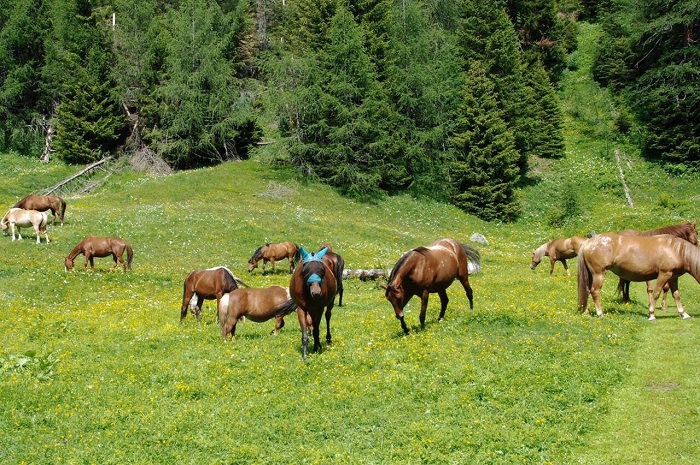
xmin=523 ymin=59 xmax=565 ymax=158
xmin=450 ymin=62 xmax=521 ymax=222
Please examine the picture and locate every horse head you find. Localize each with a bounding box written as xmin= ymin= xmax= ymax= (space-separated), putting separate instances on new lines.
xmin=300 ymin=247 xmax=329 ymax=300
xmin=65 ymin=256 xmax=75 ymax=271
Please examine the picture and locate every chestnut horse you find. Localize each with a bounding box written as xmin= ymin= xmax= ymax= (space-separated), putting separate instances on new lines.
xmin=14 ymin=194 xmax=66 ymax=226
xmin=65 ymin=236 xmax=133 ymax=271
xmin=248 ymin=241 xmax=300 ymax=274
xmin=530 ymin=236 xmax=587 ymax=276
xmin=1 ymin=208 xmax=49 ymax=243
xmin=381 ymin=238 xmax=480 ymax=334
xmin=290 ymin=247 xmax=337 ymax=360
xmin=617 ymin=221 xmax=698 ymax=308
xmin=180 ymin=267 xmax=248 ymax=322
xmin=577 ymin=233 xmax=700 ymax=320
xmin=217 ymin=285 xmax=298 ymax=341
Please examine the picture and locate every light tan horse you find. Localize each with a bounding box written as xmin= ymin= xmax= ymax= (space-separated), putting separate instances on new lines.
xmin=217 ymin=285 xmax=298 ymax=341
xmin=530 ymin=236 xmax=587 ymax=276
xmin=577 ymin=233 xmax=700 ymax=320
xmin=1 ymin=208 xmax=49 ymax=243
xmin=247 ymin=241 xmax=300 ymax=274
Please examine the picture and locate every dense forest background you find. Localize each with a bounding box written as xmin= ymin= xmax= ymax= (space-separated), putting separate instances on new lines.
xmin=0 ymin=0 xmax=698 ymax=221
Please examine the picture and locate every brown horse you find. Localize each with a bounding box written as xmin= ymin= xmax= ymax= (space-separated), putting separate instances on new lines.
xmin=65 ymin=236 xmax=133 ymax=272
xmin=617 ymin=221 xmax=698 ymax=307
xmin=248 ymin=241 xmax=300 ymax=274
xmin=530 ymin=236 xmax=587 ymax=276
xmin=577 ymin=233 xmax=700 ymax=320
xmin=217 ymin=285 xmax=298 ymax=341
xmin=290 ymin=247 xmax=338 ymax=360
xmin=381 ymin=238 xmax=480 ymax=334
xmin=1 ymin=208 xmax=49 ymax=243
xmin=180 ymin=267 xmax=248 ymax=322
xmin=14 ymin=194 xmax=66 ymax=226
xmin=319 ymin=243 xmax=345 ymax=306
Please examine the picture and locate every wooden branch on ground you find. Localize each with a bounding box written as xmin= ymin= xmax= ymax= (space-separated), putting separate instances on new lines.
xmin=342 ymin=269 xmax=390 ymax=281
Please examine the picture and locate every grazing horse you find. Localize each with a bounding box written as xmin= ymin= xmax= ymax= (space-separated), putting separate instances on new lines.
xmin=248 ymin=241 xmax=300 ymax=274
xmin=577 ymin=233 xmax=700 ymax=320
xmin=530 ymin=236 xmax=587 ymax=276
xmin=1 ymin=208 xmax=49 ymax=243
xmin=14 ymin=194 xmax=66 ymax=226
xmin=65 ymin=236 xmax=133 ymax=272
xmin=180 ymin=267 xmax=248 ymax=322
xmin=381 ymin=238 xmax=480 ymax=334
xmin=617 ymin=221 xmax=698 ymax=308
xmin=290 ymin=247 xmax=337 ymax=360
xmin=217 ymin=285 xmax=298 ymax=341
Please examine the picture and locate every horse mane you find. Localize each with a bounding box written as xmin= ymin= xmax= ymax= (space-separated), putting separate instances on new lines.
xmin=388 ymin=249 xmax=421 ymax=284
xmin=12 ymin=195 xmax=31 ymax=208
xmin=631 ymin=222 xmax=698 ymax=245
xmin=249 ymin=246 xmax=264 ymax=263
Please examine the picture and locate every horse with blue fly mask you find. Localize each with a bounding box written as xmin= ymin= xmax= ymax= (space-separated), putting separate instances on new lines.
xmin=289 ymin=247 xmax=338 ymax=360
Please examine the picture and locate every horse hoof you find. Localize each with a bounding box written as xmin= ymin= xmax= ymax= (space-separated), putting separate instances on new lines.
xmin=648 ymin=316 xmax=657 ymax=322
xmin=682 ymin=313 xmax=691 ymax=320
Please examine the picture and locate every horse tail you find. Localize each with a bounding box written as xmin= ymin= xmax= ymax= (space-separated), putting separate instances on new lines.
xmin=126 ymin=244 xmax=134 ymax=270
xmin=234 ymin=276 xmax=249 ymax=288
xmin=335 ymin=253 xmax=345 ymax=306
xmin=293 ymin=244 xmax=301 ymax=263
xmin=460 ymin=243 xmax=481 ymax=274
xmin=577 ymin=246 xmax=591 ymax=310
xmin=59 ymin=197 xmax=66 ymax=223
xmin=274 ymin=299 xmax=298 ymax=316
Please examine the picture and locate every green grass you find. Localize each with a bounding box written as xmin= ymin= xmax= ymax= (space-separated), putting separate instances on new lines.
xmin=2 ymin=21 xmax=700 ymax=465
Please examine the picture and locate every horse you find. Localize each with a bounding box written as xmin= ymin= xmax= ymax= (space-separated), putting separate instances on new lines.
xmin=530 ymin=236 xmax=587 ymax=276
xmin=248 ymin=241 xmax=300 ymax=274
xmin=577 ymin=233 xmax=700 ymax=320
xmin=617 ymin=221 xmax=698 ymax=308
xmin=381 ymin=238 xmax=480 ymax=334
xmin=65 ymin=236 xmax=133 ymax=272
xmin=319 ymin=243 xmax=345 ymax=306
xmin=290 ymin=247 xmax=338 ymax=360
xmin=180 ymin=267 xmax=248 ymax=322
xmin=1 ymin=208 xmax=49 ymax=243
xmin=217 ymin=285 xmax=298 ymax=341
xmin=13 ymin=194 xmax=66 ymax=226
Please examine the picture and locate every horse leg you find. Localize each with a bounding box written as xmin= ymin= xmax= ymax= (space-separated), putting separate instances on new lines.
xmin=437 ymin=289 xmax=449 ymax=321
xmin=311 ymin=314 xmax=322 ymax=353
xmin=419 ymin=290 xmax=430 ymax=329
xmin=33 ymin=224 xmax=40 ymax=244
xmin=661 ymin=282 xmax=670 ymax=311
xmin=590 ymin=273 xmax=605 ymax=317
xmin=458 ymin=275 xmax=474 ymax=309
xmin=180 ymin=290 xmax=193 ymax=321
xmin=324 ymin=305 xmax=333 ymax=344
xmin=194 ymin=296 xmax=204 ymax=322
xmin=272 ymin=314 xmax=285 ymax=335
xmin=297 ymin=309 xmax=309 ymax=361
xmin=561 ymin=259 xmax=570 ymax=276
xmin=667 ymin=279 xmax=690 ymax=320
xmin=649 ymin=273 xmax=672 ymax=321
xmin=549 ymin=258 xmax=555 ymax=275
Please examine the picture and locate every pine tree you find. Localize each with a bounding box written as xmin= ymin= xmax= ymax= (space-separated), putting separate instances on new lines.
xmin=450 ymin=62 xmax=521 ymax=222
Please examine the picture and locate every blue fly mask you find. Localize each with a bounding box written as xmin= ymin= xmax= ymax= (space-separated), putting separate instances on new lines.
xmin=300 ymin=247 xmax=328 ymax=285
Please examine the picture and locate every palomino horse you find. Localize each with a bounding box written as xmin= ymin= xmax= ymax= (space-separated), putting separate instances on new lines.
xmin=577 ymin=233 xmax=700 ymax=320
xmin=180 ymin=267 xmax=248 ymax=322
xmin=65 ymin=236 xmax=133 ymax=271
xmin=530 ymin=236 xmax=587 ymax=276
xmin=217 ymin=285 xmax=298 ymax=341
xmin=248 ymin=241 xmax=300 ymax=274
xmin=14 ymin=194 xmax=66 ymax=226
xmin=1 ymin=208 xmax=49 ymax=243
xmin=290 ymin=247 xmax=338 ymax=360
xmin=381 ymin=238 xmax=480 ymax=334
xmin=617 ymin=221 xmax=698 ymax=308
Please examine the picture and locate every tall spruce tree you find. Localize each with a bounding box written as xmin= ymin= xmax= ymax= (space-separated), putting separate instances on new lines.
xmin=450 ymin=62 xmax=521 ymax=222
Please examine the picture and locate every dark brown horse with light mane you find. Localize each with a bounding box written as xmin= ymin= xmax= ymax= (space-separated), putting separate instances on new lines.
xmin=530 ymin=236 xmax=587 ymax=276
xmin=290 ymin=247 xmax=338 ymax=360
xmin=180 ymin=267 xmax=248 ymax=322
xmin=14 ymin=194 xmax=66 ymax=226
xmin=65 ymin=236 xmax=133 ymax=271
xmin=577 ymin=233 xmax=700 ymax=320
xmin=617 ymin=221 xmax=698 ymax=308
xmin=381 ymin=238 xmax=480 ymax=334
xmin=248 ymin=241 xmax=300 ymax=274
xmin=217 ymin=285 xmax=298 ymax=341
xmin=1 ymin=208 xmax=49 ymax=243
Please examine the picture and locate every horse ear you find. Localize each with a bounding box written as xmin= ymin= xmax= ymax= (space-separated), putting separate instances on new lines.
xmin=379 ymin=283 xmax=388 ymax=290
xmin=316 ymin=247 xmax=328 ymax=260
xmin=300 ymin=247 xmax=310 ymax=262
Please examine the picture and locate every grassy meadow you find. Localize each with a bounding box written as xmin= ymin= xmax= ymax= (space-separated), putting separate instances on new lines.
xmin=3 ymin=22 xmax=700 ymax=465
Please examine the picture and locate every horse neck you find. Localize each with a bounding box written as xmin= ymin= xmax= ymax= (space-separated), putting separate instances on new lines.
xmin=533 ymin=244 xmax=548 ymax=261
xmin=67 ymin=243 xmax=84 ymax=259
xmin=680 ymin=241 xmax=700 ymax=283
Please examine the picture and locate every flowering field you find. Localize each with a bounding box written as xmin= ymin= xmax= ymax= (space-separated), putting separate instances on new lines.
xmin=1 ymin=154 xmax=699 ymax=464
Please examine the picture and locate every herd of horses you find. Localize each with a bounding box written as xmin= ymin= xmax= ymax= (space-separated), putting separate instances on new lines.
xmin=531 ymin=220 xmax=700 ymax=321
xmin=5 ymin=194 xmax=697 ymax=359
